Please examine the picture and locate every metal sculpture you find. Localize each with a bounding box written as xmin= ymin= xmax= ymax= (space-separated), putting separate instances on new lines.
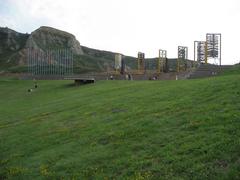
xmin=27 ymin=48 xmax=73 ymax=77
xmin=177 ymin=46 xmax=188 ymax=72
xmin=158 ymin=49 xmax=167 ymax=73
xmin=206 ymin=33 xmax=221 ymax=65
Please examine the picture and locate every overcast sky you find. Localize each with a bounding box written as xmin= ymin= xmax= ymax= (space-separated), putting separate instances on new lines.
xmin=0 ymin=0 xmax=240 ymax=64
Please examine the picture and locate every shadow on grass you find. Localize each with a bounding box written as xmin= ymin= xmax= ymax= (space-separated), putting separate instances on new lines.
xmin=61 ymin=82 xmax=95 ymax=89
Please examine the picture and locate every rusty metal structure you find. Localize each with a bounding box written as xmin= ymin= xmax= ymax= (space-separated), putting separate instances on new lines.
xmin=177 ymin=46 xmax=188 ymax=72
xmin=137 ymin=52 xmax=145 ymax=73
xmin=194 ymin=41 xmax=207 ymax=64
xmin=158 ymin=49 xmax=167 ymax=73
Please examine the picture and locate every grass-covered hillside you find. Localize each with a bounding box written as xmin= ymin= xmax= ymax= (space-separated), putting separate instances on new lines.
xmin=71 ymin=46 xmax=137 ymax=74
xmin=0 ymin=70 xmax=240 ymax=179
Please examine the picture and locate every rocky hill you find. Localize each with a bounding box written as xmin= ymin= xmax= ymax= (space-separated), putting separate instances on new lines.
xmin=0 ymin=26 xmax=124 ymax=73
xmin=25 ymin=26 xmax=83 ymax=55
xmin=0 ymin=27 xmax=29 ymax=71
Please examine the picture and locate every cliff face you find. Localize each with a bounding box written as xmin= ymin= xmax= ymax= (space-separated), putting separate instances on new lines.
xmin=26 ymin=26 xmax=83 ymax=55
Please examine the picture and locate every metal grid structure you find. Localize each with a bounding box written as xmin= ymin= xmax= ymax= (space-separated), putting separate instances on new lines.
xmin=27 ymin=48 xmax=73 ymax=77
xmin=158 ymin=49 xmax=167 ymax=73
xmin=194 ymin=41 xmax=207 ymax=64
xmin=137 ymin=52 xmax=145 ymax=73
xmin=206 ymin=33 xmax=221 ymax=65
xmin=177 ymin=46 xmax=188 ymax=72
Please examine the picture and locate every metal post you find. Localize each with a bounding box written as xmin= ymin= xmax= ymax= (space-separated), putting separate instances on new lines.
xmin=71 ymin=50 xmax=73 ymax=75
xmin=63 ymin=49 xmax=65 ymax=76
xmin=53 ymin=50 xmax=55 ymax=76
xmin=27 ymin=48 xmax=29 ymax=75
xmin=52 ymin=50 xmax=54 ymax=76
xmin=49 ymin=50 xmax=52 ymax=75
xmin=158 ymin=50 xmax=161 ymax=74
xmin=194 ymin=41 xmax=196 ymax=62
xmin=48 ymin=50 xmax=50 ymax=75
xmin=47 ymin=50 xmax=49 ymax=75
xmin=220 ymin=34 xmax=222 ymax=66
xmin=54 ymin=50 xmax=56 ymax=76
xmin=64 ymin=49 xmax=66 ymax=76
xmin=65 ymin=49 xmax=67 ymax=75
xmin=68 ymin=50 xmax=70 ymax=75
xmin=57 ymin=49 xmax=59 ymax=76
xmin=205 ymin=41 xmax=208 ymax=64
xmin=40 ymin=50 xmax=43 ymax=76
xmin=61 ymin=49 xmax=63 ymax=76
xmin=28 ymin=48 xmax=30 ymax=75
xmin=33 ymin=49 xmax=35 ymax=75
xmin=37 ymin=50 xmax=39 ymax=75
xmin=60 ymin=49 xmax=62 ymax=76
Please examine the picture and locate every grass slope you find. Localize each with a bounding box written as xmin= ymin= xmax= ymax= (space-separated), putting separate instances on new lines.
xmin=0 ymin=73 xmax=240 ymax=179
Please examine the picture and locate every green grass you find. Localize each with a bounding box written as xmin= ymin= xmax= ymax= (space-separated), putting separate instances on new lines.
xmin=0 ymin=72 xmax=240 ymax=179
xmin=220 ymin=64 xmax=240 ymax=76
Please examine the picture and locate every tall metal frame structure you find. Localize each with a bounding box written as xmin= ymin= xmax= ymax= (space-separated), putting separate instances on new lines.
xmin=206 ymin=33 xmax=221 ymax=65
xmin=177 ymin=46 xmax=188 ymax=72
xmin=27 ymin=48 xmax=73 ymax=77
xmin=194 ymin=41 xmax=207 ymax=64
xmin=115 ymin=53 xmax=122 ymax=73
xmin=137 ymin=52 xmax=145 ymax=73
xmin=158 ymin=49 xmax=167 ymax=73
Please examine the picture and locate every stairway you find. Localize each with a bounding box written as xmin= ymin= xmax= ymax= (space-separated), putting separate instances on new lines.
xmin=188 ymin=64 xmax=233 ymax=79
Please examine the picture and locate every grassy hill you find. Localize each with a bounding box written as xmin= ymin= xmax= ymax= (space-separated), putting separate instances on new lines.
xmin=73 ymin=46 xmax=137 ymax=74
xmin=0 ymin=68 xmax=240 ymax=179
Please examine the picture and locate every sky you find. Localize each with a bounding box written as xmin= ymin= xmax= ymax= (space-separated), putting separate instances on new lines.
xmin=0 ymin=0 xmax=240 ymax=64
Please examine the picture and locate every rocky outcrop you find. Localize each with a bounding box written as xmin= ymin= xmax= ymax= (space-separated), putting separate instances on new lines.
xmin=0 ymin=27 xmax=29 ymax=67
xmin=26 ymin=26 xmax=83 ymax=55
xmin=0 ymin=27 xmax=29 ymax=52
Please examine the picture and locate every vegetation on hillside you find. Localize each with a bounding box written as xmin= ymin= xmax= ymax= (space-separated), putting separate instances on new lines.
xmin=0 ymin=28 xmax=29 ymax=70
xmin=0 ymin=70 xmax=239 ymax=179
xmin=220 ymin=64 xmax=240 ymax=76
xmin=82 ymin=46 xmax=137 ymax=70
